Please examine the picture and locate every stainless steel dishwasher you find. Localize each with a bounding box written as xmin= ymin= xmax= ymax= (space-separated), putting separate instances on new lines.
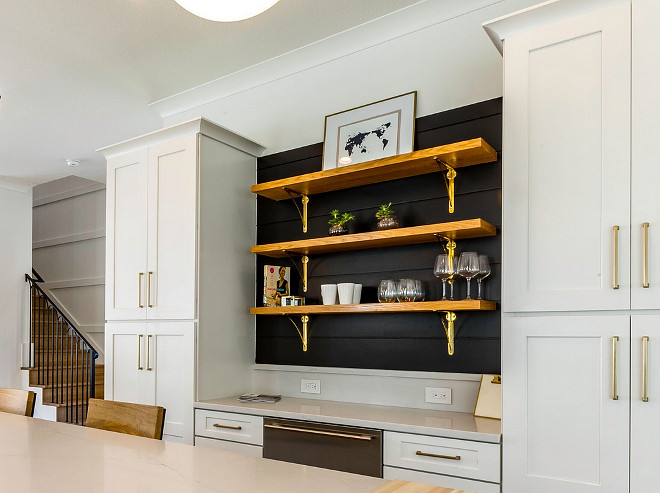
xmin=263 ymin=417 xmax=382 ymax=477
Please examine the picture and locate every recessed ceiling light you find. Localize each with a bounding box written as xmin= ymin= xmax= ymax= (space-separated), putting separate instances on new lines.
xmin=66 ymin=159 xmax=80 ymax=167
xmin=173 ymin=0 xmax=280 ymax=22
xmin=339 ymin=156 xmax=352 ymax=165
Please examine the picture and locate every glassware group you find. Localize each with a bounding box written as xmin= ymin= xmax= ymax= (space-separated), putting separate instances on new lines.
xmin=434 ymin=252 xmax=490 ymax=301
xmin=378 ymin=279 xmax=425 ymax=303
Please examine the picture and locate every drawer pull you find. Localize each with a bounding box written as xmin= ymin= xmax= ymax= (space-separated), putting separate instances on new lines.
xmin=416 ymin=450 xmax=461 ymax=461
xmin=212 ymin=423 xmax=242 ymax=430
xmin=264 ymin=423 xmax=374 ymax=441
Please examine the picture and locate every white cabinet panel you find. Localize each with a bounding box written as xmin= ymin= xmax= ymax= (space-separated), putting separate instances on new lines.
xmin=195 ymin=437 xmax=263 ymax=458
xmin=104 ymin=323 xmax=147 ymax=404
xmin=502 ymin=315 xmax=629 ymax=493
xmin=502 ymin=2 xmax=631 ymax=312
xmin=147 ymin=135 xmax=198 ymax=320
xmin=383 ymin=467 xmax=500 ymax=493
xmin=194 ymin=409 xmax=263 ymax=445
xmin=105 ymin=151 xmax=148 ymax=320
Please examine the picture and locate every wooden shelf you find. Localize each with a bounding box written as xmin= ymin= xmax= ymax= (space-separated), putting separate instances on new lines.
xmin=250 ymin=300 xmax=496 ymax=315
xmin=251 ymin=219 xmax=496 ymax=258
xmin=251 ymin=138 xmax=497 ymax=200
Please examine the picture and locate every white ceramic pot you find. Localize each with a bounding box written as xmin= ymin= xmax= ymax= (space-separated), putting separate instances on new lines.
xmin=337 ymin=283 xmax=355 ymax=304
xmin=352 ymin=284 xmax=362 ymax=304
xmin=321 ymin=284 xmax=338 ymax=305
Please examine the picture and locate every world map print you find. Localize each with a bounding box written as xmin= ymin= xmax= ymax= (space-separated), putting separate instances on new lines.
xmin=344 ymin=122 xmax=392 ymax=157
xmin=337 ymin=111 xmax=400 ymax=166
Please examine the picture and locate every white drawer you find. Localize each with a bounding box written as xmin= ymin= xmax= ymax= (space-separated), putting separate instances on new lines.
xmin=195 ymin=436 xmax=263 ymax=458
xmin=383 ymin=431 xmax=500 ymax=483
xmin=384 ymin=466 xmax=500 ymax=493
xmin=194 ymin=410 xmax=263 ymax=445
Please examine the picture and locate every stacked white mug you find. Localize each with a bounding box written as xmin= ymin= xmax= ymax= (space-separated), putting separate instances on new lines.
xmin=322 ymin=283 xmax=362 ymax=304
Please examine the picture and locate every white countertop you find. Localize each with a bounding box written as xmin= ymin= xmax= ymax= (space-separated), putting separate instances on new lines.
xmin=0 ymin=411 xmax=388 ymax=493
xmin=194 ymin=397 xmax=501 ymax=444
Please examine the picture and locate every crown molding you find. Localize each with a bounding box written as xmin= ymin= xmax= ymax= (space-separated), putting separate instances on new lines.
xmin=0 ymin=177 xmax=33 ymax=193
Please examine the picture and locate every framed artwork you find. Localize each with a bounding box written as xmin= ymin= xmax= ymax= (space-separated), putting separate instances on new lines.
xmin=322 ymin=91 xmax=417 ymax=171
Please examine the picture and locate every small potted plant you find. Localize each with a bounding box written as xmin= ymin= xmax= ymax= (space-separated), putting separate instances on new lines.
xmin=375 ymin=202 xmax=399 ymax=230
xmin=328 ymin=209 xmax=355 ymax=236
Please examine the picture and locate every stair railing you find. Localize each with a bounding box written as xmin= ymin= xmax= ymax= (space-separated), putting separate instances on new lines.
xmin=25 ymin=272 xmax=98 ymax=425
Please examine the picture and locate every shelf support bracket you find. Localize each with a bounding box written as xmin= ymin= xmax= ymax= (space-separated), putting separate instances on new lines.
xmin=283 ymin=188 xmax=310 ymax=233
xmin=283 ymin=251 xmax=309 ymax=293
xmin=286 ymin=315 xmax=310 ymax=352
xmin=435 ymin=159 xmax=456 ymax=213
xmin=437 ymin=311 xmax=457 ymax=356
xmin=433 ymin=234 xmax=457 ymax=259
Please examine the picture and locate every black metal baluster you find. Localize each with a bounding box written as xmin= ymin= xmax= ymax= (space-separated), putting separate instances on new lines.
xmin=65 ymin=324 xmax=69 ymax=423
xmin=75 ymin=339 xmax=79 ymax=424
xmin=29 ymin=284 xmax=33 ymax=368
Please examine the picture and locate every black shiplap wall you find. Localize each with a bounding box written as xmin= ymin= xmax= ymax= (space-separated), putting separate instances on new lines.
xmin=255 ymin=98 xmax=502 ymax=373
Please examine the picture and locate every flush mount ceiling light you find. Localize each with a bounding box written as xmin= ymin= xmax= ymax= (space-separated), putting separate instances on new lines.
xmin=66 ymin=159 xmax=80 ymax=167
xmin=173 ymin=0 xmax=280 ymax=22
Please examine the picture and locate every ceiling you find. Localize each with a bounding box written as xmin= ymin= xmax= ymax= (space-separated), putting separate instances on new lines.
xmin=0 ymin=0 xmax=423 ymax=185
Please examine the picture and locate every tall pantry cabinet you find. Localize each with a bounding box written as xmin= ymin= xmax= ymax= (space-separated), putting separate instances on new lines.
xmin=98 ymin=119 xmax=264 ymax=443
xmin=485 ymin=0 xmax=660 ymax=492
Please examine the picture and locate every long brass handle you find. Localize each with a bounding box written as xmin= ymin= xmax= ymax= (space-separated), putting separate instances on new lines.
xmin=613 ymin=226 xmax=620 ymax=289
xmin=416 ymin=451 xmax=461 ymax=461
xmin=138 ymin=273 xmax=145 ymax=308
xmin=147 ymin=272 xmax=154 ymax=308
xmin=147 ymin=334 xmax=152 ymax=371
xmin=264 ymin=423 xmax=374 ymax=441
xmin=137 ymin=334 xmax=144 ymax=370
xmin=612 ymin=336 xmax=619 ymax=400
xmin=213 ymin=423 xmax=242 ymax=430
xmin=643 ymin=336 xmax=649 ymax=402
xmin=643 ymin=223 xmax=650 ymax=288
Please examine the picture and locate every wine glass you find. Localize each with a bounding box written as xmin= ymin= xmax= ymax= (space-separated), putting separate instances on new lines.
xmin=414 ymin=280 xmax=425 ymax=302
xmin=433 ymin=254 xmax=455 ymax=301
xmin=475 ymin=255 xmax=491 ymax=300
xmin=457 ymin=252 xmax=480 ymax=300
xmin=396 ymin=279 xmax=415 ymax=302
xmin=378 ymin=280 xmax=397 ymax=303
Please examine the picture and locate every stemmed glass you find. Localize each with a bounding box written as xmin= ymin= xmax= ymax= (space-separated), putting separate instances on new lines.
xmin=434 ymin=254 xmax=456 ymax=301
xmin=457 ymin=252 xmax=480 ymax=300
xmin=474 ymin=255 xmax=491 ymax=300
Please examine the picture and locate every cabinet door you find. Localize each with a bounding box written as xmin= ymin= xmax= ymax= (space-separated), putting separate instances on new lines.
xmin=502 ymin=2 xmax=631 ymax=312
xmin=104 ymin=322 xmax=148 ymax=404
xmin=631 ymin=0 xmax=660 ymax=309
xmin=631 ymin=315 xmax=660 ymax=492
xmin=145 ymin=322 xmax=195 ymax=444
xmin=146 ymin=135 xmax=198 ymax=320
xmin=105 ymin=151 xmax=149 ymax=320
xmin=502 ymin=315 xmax=630 ymax=493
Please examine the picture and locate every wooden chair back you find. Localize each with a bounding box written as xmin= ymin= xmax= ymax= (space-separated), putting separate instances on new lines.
xmin=0 ymin=388 xmax=36 ymax=417
xmin=85 ymin=399 xmax=165 ymax=440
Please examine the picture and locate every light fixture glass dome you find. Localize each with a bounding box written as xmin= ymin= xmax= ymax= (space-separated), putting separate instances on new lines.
xmin=173 ymin=0 xmax=280 ymax=22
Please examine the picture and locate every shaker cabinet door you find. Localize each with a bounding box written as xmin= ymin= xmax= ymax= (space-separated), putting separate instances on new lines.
xmin=501 ymin=2 xmax=631 ymax=312
xmin=104 ymin=322 xmax=149 ymax=404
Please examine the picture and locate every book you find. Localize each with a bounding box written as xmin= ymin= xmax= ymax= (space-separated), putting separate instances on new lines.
xmin=238 ymin=393 xmax=282 ymax=403
xmin=263 ymin=265 xmax=291 ymax=306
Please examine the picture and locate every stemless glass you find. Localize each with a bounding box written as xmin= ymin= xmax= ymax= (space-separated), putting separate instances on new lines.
xmin=433 ymin=254 xmax=455 ymax=301
xmin=457 ymin=252 xmax=480 ymax=300
xmin=414 ymin=280 xmax=426 ymax=302
xmin=378 ymin=280 xmax=397 ymax=303
xmin=475 ymin=255 xmax=491 ymax=300
xmin=396 ymin=279 xmax=415 ymax=302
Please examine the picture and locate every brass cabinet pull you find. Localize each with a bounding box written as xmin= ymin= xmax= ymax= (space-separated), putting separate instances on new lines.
xmin=613 ymin=226 xmax=620 ymax=289
xmin=643 ymin=223 xmax=650 ymax=288
xmin=643 ymin=336 xmax=649 ymax=402
xmin=147 ymin=334 xmax=152 ymax=371
xmin=416 ymin=450 xmax=461 ymax=461
xmin=147 ymin=272 xmax=154 ymax=308
xmin=612 ymin=336 xmax=620 ymax=400
xmin=264 ymin=423 xmax=374 ymax=441
xmin=138 ymin=272 xmax=145 ymax=308
xmin=213 ymin=423 xmax=242 ymax=430
xmin=137 ymin=334 xmax=144 ymax=370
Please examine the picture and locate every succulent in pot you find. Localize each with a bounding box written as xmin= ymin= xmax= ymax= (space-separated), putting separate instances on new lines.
xmin=375 ymin=202 xmax=399 ymax=230
xmin=328 ymin=209 xmax=355 ymax=236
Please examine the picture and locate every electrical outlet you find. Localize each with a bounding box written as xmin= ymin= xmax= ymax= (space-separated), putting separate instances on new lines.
xmin=425 ymin=386 xmax=451 ymax=404
xmin=301 ymin=379 xmax=321 ymax=394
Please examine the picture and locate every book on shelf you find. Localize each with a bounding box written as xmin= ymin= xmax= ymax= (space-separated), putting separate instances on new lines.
xmin=263 ymin=265 xmax=290 ymax=307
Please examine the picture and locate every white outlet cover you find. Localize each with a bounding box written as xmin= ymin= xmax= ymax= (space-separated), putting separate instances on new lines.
xmin=425 ymin=386 xmax=451 ymax=404
xmin=301 ymin=379 xmax=321 ymax=394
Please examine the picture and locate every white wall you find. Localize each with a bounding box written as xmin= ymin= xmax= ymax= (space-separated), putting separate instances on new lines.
xmin=32 ymin=176 xmax=106 ymax=361
xmin=0 ymin=179 xmax=32 ymax=389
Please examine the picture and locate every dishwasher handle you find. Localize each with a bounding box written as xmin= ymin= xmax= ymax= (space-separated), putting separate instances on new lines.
xmin=264 ymin=423 xmax=374 ymax=441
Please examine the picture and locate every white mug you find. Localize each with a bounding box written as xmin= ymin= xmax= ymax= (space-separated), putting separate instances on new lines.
xmin=352 ymin=284 xmax=362 ymax=304
xmin=321 ymin=284 xmax=338 ymax=305
xmin=337 ymin=283 xmax=355 ymax=304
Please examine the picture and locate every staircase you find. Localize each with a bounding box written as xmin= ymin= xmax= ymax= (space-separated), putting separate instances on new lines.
xmin=23 ymin=273 xmax=102 ymax=424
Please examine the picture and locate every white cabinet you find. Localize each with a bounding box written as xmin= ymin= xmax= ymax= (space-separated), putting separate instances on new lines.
xmin=502 ymin=315 xmax=630 ymax=493
xmin=194 ymin=409 xmax=264 ymax=457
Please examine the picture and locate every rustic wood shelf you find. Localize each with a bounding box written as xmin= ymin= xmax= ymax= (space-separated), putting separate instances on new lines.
xmin=251 ymin=219 xmax=497 ymax=258
xmin=250 ymin=300 xmax=496 ymax=315
xmin=251 ymin=138 xmax=498 ymax=201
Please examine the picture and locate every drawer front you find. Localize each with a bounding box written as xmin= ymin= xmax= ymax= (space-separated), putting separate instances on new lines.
xmin=194 ymin=410 xmax=263 ymax=445
xmin=195 ymin=436 xmax=263 ymax=458
xmin=383 ymin=431 xmax=500 ymax=482
xmin=383 ymin=466 xmax=500 ymax=493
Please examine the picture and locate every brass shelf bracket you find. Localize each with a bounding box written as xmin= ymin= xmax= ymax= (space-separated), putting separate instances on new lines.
xmin=433 ymin=234 xmax=457 ymax=259
xmin=437 ymin=311 xmax=457 ymax=356
xmin=286 ymin=315 xmax=310 ymax=352
xmin=283 ymin=188 xmax=310 ymax=233
xmin=283 ymin=251 xmax=310 ymax=293
xmin=435 ymin=158 xmax=457 ymax=213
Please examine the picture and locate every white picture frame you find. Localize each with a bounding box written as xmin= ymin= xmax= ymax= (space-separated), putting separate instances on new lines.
xmin=322 ymin=91 xmax=417 ymax=171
